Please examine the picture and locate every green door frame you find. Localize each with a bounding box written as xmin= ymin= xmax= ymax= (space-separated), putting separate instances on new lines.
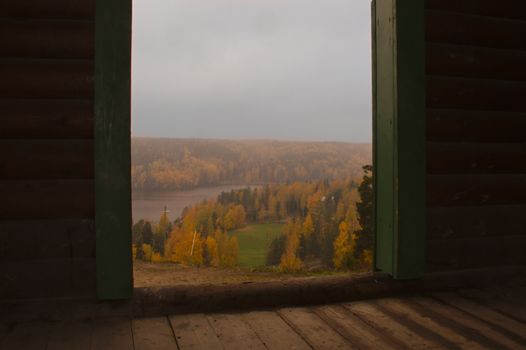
xmin=372 ymin=0 xmax=426 ymax=279
xmin=93 ymin=0 xmax=426 ymax=299
xmin=94 ymin=0 xmax=133 ymax=299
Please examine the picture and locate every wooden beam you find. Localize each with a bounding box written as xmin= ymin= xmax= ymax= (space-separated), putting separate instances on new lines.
xmin=0 ymin=140 xmax=94 ymax=179
xmin=427 ymin=109 xmax=526 ymax=143
xmin=0 ymin=19 xmax=94 ymax=59
xmin=427 ymin=76 xmax=526 ymax=112
xmin=373 ymin=0 xmax=426 ymax=279
xmin=426 ymin=0 xmax=526 ymax=21
xmin=0 ymin=59 xmax=93 ymax=99
xmin=94 ymin=0 xmax=133 ymax=299
xmin=426 ymin=10 xmax=526 ymax=51
xmin=0 ymin=0 xmax=95 ymax=20
xmin=0 ymin=99 xmax=94 ymax=139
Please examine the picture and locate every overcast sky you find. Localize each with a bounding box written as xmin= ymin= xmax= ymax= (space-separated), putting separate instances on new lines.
xmin=132 ymin=0 xmax=372 ymax=142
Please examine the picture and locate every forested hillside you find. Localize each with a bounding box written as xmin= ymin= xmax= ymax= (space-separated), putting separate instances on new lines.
xmin=132 ymin=138 xmax=371 ymax=191
xmin=133 ymin=169 xmax=374 ymax=272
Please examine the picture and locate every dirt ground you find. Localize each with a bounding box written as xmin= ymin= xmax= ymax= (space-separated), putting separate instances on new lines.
xmin=133 ymin=261 xmax=347 ymax=287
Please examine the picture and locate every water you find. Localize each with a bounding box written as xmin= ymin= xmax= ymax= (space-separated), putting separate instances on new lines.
xmin=132 ymin=184 xmax=255 ymax=223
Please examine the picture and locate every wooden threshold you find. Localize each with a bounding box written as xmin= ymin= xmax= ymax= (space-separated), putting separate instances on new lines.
xmin=0 ymin=266 xmax=525 ymax=323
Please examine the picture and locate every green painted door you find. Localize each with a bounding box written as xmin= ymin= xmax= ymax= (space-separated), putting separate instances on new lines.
xmin=94 ymin=0 xmax=133 ymax=299
xmin=372 ymin=0 xmax=426 ymax=279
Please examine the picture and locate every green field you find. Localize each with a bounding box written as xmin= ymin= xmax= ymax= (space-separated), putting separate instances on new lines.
xmin=229 ymin=223 xmax=285 ymax=268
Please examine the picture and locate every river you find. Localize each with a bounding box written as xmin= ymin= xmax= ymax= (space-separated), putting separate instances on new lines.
xmin=132 ymin=184 xmax=256 ymax=223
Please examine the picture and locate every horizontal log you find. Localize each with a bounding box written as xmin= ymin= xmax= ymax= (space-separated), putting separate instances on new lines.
xmin=427 ymin=205 xmax=526 ymax=239
xmin=0 ymin=180 xmax=94 ymax=220
xmin=426 ymin=10 xmax=526 ymax=50
xmin=427 ymin=109 xmax=526 ymax=143
xmin=427 ymin=174 xmax=526 ymax=207
xmin=0 ymin=220 xmax=94 ymax=261
xmin=0 ymin=59 xmax=93 ymax=99
xmin=0 ymin=140 xmax=94 ymax=179
xmin=0 ymin=19 xmax=94 ymax=59
xmin=3 ymin=267 xmax=526 ymax=322
xmin=426 ymin=43 xmax=526 ymax=81
xmin=425 ymin=0 xmax=526 ymax=21
xmin=427 ymin=142 xmax=526 ymax=174
xmin=426 ymin=236 xmax=526 ymax=272
xmin=427 ymin=76 xmax=526 ymax=112
xmin=0 ymin=99 xmax=93 ymax=139
xmin=0 ymin=258 xmax=95 ymax=300
xmin=0 ymin=0 xmax=94 ymax=20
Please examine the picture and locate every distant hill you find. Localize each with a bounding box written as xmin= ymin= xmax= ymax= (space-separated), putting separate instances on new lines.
xmin=132 ymin=138 xmax=371 ymax=191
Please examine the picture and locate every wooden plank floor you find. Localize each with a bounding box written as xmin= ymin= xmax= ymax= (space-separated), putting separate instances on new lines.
xmin=1 ymin=286 xmax=525 ymax=349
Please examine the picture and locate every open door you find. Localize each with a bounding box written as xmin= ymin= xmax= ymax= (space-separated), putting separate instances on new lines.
xmin=94 ymin=0 xmax=133 ymax=299
xmin=372 ymin=0 xmax=426 ymax=279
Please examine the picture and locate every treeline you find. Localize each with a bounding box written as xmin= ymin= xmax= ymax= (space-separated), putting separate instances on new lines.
xmin=267 ymin=166 xmax=373 ymax=272
xmin=132 ymin=138 xmax=371 ymax=191
xmin=132 ymin=203 xmax=243 ymax=267
xmin=132 ymin=166 xmax=373 ymax=272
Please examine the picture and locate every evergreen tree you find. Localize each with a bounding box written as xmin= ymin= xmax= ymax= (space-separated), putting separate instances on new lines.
xmin=266 ymin=234 xmax=287 ymax=266
xmin=132 ymin=219 xmax=145 ymax=245
xmin=142 ymin=221 xmax=154 ymax=245
xmin=153 ymin=208 xmax=170 ymax=255
xmin=158 ymin=207 xmax=170 ymax=234
xmin=355 ymin=165 xmax=373 ymax=261
xmin=153 ymin=232 xmax=165 ymax=255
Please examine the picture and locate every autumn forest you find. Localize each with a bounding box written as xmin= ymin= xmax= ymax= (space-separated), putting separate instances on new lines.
xmin=132 ymin=138 xmax=372 ymax=273
xmin=132 ymin=138 xmax=371 ymax=191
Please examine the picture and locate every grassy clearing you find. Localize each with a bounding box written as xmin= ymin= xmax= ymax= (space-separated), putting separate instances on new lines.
xmin=229 ymin=223 xmax=285 ymax=268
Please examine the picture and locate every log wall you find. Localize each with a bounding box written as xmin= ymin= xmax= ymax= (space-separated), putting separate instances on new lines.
xmin=425 ymin=0 xmax=526 ymax=271
xmin=0 ymin=0 xmax=96 ymax=299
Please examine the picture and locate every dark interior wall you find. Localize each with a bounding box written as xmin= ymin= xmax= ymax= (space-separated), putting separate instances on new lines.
xmin=0 ymin=1 xmax=96 ymax=299
xmin=425 ymin=0 xmax=526 ymax=271
xmin=2 ymin=0 xmax=526 ymax=300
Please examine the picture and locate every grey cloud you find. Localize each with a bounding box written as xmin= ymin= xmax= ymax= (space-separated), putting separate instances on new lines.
xmin=132 ymin=0 xmax=372 ymax=142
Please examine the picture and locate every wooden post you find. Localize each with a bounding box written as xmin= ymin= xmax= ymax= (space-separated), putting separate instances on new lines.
xmin=372 ymin=0 xmax=426 ymax=279
xmin=94 ymin=0 xmax=133 ymax=299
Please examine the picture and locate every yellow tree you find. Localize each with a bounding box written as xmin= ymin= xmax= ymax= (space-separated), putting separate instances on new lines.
xmin=280 ymin=221 xmax=302 ymax=272
xmin=206 ymin=235 xmax=220 ymax=267
xmin=231 ymin=205 xmax=246 ymax=228
xmin=223 ymin=236 xmax=239 ymax=268
xmin=182 ymin=206 xmax=198 ymax=233
xmin=220 ymin=204 xmax=246 ymax=231
xmin=187 ymin=231 xmax=204 ymax=266
xmin=164 ymin=228 xmax=189 ymax=263
xmin=209 ymin=229 xmax=239 ymax=268
xmin=333 ymin=221 xmax=357 ymax=270
xmin=142 ymin=243 xmax=153 ymax=262
xmin=301 ymin=214 xmax=315 ymax=237
xmin=164 ymin=228 xmax=204 ymax=266
xmin=222 ymin=208 xmax=235 ymax=231
xmin=335 ymin=200 xmax=347 ymax=222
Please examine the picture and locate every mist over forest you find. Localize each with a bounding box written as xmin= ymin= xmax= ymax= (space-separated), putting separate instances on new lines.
xmin=132 ymin=137 xmax=372 ymax=191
